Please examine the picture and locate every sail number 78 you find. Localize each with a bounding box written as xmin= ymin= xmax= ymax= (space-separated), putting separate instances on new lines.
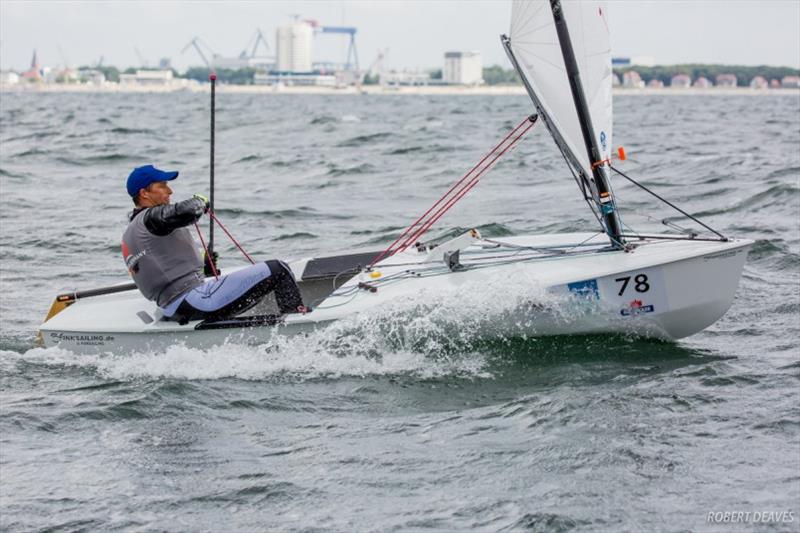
xmin=615 ymin=274 xmax=650 ymax=296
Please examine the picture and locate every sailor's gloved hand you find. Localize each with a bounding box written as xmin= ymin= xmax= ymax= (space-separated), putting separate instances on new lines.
xmin=192 ymin=193 xmax=210 ymax=213
xmin=203 ymin=250 xmax=220 ymax=276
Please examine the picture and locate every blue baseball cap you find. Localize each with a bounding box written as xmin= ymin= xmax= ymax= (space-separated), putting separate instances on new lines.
xmin=126 ymin=165 xmax=179 ymax=197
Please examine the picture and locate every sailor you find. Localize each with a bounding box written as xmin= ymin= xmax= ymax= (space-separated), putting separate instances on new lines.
xmin=121 ymin=164 xmax=307 ymax=323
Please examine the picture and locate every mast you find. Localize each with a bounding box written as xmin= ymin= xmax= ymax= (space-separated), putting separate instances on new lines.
xmin=549 ymin=0 xmax=622 ymax=244
xmin=209 ymin=72 xmax=216 ymax=253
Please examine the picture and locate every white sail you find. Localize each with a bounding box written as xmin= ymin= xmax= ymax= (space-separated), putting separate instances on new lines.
xmin=509 ymin=0 xmax=613 ymax=179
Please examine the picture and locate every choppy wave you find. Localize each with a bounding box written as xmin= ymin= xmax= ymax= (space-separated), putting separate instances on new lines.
xmin=235 ymin=154 xmax=262 ymax=163
xmin=214 ymin=206 xmax=353 ymax=220
xmin=309 ymin=115 xmax=338 ymax=125
xmin=273 ymin=232 xmax=318 ymax=241
xmin=83 ymin=153 xmax=138 ymax=162
xmin=765 ymin=166 xmax=800 ymax=180
xmin=1 ymin=92 xmax=799 ymax=531
xmin=109 ymin=127 xmax=155 ymax=135
xmin=11 ymin=147 xmax=50 ymax=158
xmin=0 ymin=167 xmax=30 ymax=178
xmin=326 ymin=162 xmax=376 ymax=176
xmin=747 ymin=239 xmax=786 ymax=260
xmin=269 ymin=158 xmax=303 ymax=167
xmin=337 ymin=132 xmax=393 ymax=147
xmin=4 ymin=131 xmax=59 ymax=142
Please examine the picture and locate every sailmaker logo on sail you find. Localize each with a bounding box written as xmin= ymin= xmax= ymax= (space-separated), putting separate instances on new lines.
xmin=599 ymin=131 xmax=607 ymax=152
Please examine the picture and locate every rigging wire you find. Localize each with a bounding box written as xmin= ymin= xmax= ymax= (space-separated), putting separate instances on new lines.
xmin=555 ymin=139 xmax=607 ymax=234
xmin=396 ymin=121 xmax=532 ymax=251
xmin=602 ymin=165 xmax=630 ymax=248
xmin=370 ymin=114 xmax=538 ymax=267
xmin=395 ymin=116 xmax=537 ymax=253
xmin=317 ymin=232 xmax=632 ymax=310
xmin=609 ymin=164 xmax=727 ymax=241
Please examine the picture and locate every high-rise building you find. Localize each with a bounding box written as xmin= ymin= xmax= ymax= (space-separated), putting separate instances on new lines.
xmin=276 ymin=21 xmax=314 ymax=73
xmin=443 ymin=51 xmax=483 ymax=85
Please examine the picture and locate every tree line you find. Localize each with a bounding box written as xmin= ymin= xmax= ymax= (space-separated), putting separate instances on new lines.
xmin=480 ymin=64 xmax=800 ymax=86
xmin=77 ymin=64 xmax=798 ymax=87
xmin=77 ymin=66 xmax=255 ymax=85
xmin=613 ymin=64 xmax=800 ymax=86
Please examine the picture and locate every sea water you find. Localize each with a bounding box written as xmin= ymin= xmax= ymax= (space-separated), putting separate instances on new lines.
xmin=1 ymin=91 xmax=798 ymax=531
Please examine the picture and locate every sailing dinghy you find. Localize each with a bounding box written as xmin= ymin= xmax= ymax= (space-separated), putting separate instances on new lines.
xmin=38 ymin=0 xmax=751 ymax=353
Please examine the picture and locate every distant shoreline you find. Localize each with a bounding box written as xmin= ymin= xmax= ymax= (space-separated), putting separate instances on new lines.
xmin=2 ymin=83 xmax=799 ymax=96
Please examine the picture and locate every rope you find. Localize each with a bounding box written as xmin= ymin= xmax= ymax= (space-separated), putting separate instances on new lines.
xmin=194 ymin=221 xmax=219 ymax=280
xmin=208 ymin=210 xmax=256 ymax=264
xmin=399 ymin=117 xmax=537 ymax=252
xmin=193 ymin=210 xmax=256 ymax=281
xmin=370 ymin=114 xmax=538 ymax=267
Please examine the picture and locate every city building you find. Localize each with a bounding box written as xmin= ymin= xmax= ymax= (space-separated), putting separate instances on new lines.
xmin=670 ymin=74 xmax=691 ymax=88
xmin=693 ymin=76 xmax=712 ymax=88
xmin=612 ymin=73 xmax=621 ymax=87
xmin=21 ymin=50 xmax=43 ymax=82
xmin=211 ymin=56 xmax=251 ymax=70
xmin=715 ymin=74 xmax=737 ymax=87
xmin=276 ymin=21 xmax=314 ymax=73
xmin=0 ymin=71 xmax=20 ymax=85
xmin=382 ymin=69 xmax=431 ymax=87
xmin=44 ymin=68 xmax=78 ymax=84
xmin=770 ymin=79 xmax=782 ymax=88
xmin=781 ymin=75 xmax=800 ymax=88
xmin=647 ymin=79 xmax=664 ymax=88
xmin=78 ymin=69 xmax=106 ymax=85
xmin=622 ymin=70 xmax=644 ymax=88
xmin=612 ymin=56 xmax=655 ymax=67
xmin=749 ymin=76 xmax=768 ymax=89
xmin=443 ymin=51 xmax=483 ymax=85
xmin=119 ymin=70 xmax=175 ymax=86
xmin=254 ymin=72 xmax=336 ymax=86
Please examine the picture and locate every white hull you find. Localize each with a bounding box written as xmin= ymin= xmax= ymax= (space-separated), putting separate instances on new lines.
xmin=39 ymin=233 xmax=752 ymax=353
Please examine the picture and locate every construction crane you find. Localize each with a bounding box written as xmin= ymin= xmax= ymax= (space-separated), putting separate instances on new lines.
xmin=57 ymin=44 xmax=70 ymax=69
xmin=304 ymin=19 xmax=359 ymax=71
xmin=322 ymin=26 xmax=358 ymax=71
xmin=134 ymin=46 xmax=147 ymax=68
xmin=240 ymin=28 xmax=269 ymax=59
xmin=181 ymin=37 xmax=215 ymax=69
xmin=362 ymin=48 xmax=387 ymax=83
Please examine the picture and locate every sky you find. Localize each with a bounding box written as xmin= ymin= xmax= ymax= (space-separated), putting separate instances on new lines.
xmin=1 ymin=0 xmax=799 ymax=72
